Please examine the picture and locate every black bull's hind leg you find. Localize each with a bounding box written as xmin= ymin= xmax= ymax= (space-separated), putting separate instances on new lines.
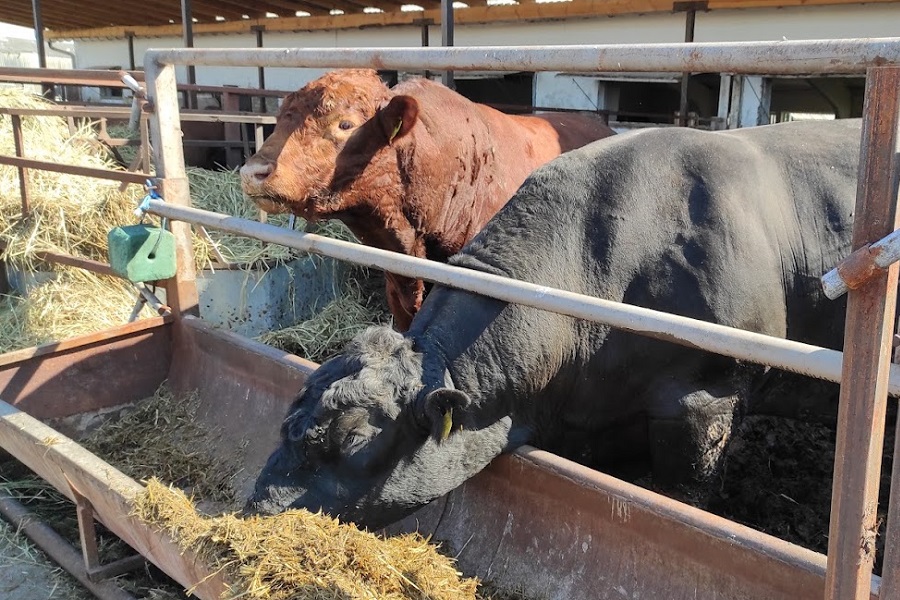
xmin=646 ymin=376 xmax=754 ymax=504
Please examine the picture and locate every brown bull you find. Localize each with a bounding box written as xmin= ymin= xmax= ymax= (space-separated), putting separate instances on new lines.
xmin=240 ymin=69 xmax=616 ymax=331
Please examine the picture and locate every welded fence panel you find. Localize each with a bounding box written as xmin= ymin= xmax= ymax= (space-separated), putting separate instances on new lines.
xmin=141 ymin=41 xmax=900 ymax=600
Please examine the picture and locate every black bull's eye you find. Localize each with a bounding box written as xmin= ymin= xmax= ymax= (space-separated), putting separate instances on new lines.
xmin=338 ymin=120 xmax=354 ymax=130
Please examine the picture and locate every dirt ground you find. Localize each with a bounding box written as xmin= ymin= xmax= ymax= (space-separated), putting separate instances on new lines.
xmin=0 ymin=518 xmax=92 ymax=600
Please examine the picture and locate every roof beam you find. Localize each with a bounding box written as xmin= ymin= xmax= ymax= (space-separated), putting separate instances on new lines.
xmin=43 ymin=0 xmax=900 ymax=39
xmin=188 ymin=1 xmax=257 ymax=20
xmin=132 ymin=0 xmax=250 ymax=22
xmin=0 ymin=3 xmax=76 ymax=28
xmin=39 ymin=0 xmax=174 ymax=26
xmin=256 ymin=0 xmax=362 ymax=14
xmin=39 ymin=0 xmax=174 ymax=27
xmin=0 ymin=3 xmax=102 ymax=29
xmin=190 ymin=0 xmax=270 ymax=18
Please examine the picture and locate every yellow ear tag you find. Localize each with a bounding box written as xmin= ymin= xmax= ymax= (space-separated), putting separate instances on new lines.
xmin=389 ymin=119 xmax=403 ymax=144
xmin=440 ymin=408 xmax=453 ymax=441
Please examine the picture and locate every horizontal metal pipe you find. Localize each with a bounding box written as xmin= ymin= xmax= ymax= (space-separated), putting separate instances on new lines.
xmin=822 ymin=227 xmax=900 ymax=299
xmin=146 ymin=38 xmax=900 ymax=75
xmin=135 ymin=283 xmax=171 ymax=315
xmin=146 ymin=199 xmax=900 ymax=397
xmin=0 ymin=492 xmax=137 ymax=600
xmin=0 ymin=155 xmax=148 ymax=185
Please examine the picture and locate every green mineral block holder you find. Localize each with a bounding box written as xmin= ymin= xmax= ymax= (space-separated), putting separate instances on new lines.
xmin=107 ymin=224 xmax=177 ymax=282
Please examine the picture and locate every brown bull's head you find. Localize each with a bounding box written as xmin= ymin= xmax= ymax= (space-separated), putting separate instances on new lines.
xmin=240 ymin=69 xmax=420 ymax=219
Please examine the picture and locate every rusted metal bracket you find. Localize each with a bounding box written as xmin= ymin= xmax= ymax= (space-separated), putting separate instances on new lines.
xmin=821 ymin=227 xmax=900 ymax=299
xmin=68 ymin=480 xmax=147 ymax=583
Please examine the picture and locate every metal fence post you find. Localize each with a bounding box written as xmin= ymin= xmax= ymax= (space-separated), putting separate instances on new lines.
xmin=825 ymin=65 xmax=900 ymax=600
xmin=10 ymin=114 xmax=31 ymax=217
xmin=866 ymin=67 xmax=900 ymax=599
xmin=144 ymin=56 xmax=200 ymax=319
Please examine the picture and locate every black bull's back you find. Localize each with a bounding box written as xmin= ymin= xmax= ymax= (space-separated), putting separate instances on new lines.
xmin=419 ymin=117 xmax=865 ymax=479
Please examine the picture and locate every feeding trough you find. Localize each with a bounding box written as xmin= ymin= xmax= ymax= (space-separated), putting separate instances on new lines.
xmin=1 ymin=39 xmax=900 ymax=600
xmin=0 ymin=315 xmax=875 ymax=600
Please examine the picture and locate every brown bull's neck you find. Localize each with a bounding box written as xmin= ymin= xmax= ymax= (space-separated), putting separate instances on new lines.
xmin=335 ymin=205 xmax=420 ymax=259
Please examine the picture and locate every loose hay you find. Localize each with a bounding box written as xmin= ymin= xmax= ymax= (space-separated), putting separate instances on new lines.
xmin=133 ymin=479 xmax=479 ymax=600
xmin=0 ymin=268 xmax=156 ymax=353
xmin=257 ymin=271 xmax=391 ymax=363
xmin=81 ymin=384 xmax=241 ymax=506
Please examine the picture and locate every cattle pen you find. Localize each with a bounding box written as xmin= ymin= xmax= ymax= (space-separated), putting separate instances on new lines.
xmin=0 ymin=38 xmax=899 ymax=600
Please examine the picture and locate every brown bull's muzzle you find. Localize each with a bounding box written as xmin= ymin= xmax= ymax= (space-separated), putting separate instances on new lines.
xmin=248 ymin=195 xmax=292 ymax=215
xmin=239 ymin=158 xmax=274 ymax=195
xmin=240 ymin=158 xmax=293 ymax=214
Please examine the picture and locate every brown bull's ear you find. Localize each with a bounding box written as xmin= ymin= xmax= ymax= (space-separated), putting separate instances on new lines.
xmin=421 ymin=388 xmax=471 ymax=443
xmin=377 ymin=95 xmax=419 ymax=145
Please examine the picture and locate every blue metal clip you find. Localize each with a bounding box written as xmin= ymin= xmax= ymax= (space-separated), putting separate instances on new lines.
xmin=135 ymin=179 xmax=162 ymax=220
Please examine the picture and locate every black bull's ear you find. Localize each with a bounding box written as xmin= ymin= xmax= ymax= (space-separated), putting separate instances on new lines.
xmin=421 ymin=388 xmax=471 ymax=443
xmin=376 ymin=95 xmax=419 ymax=145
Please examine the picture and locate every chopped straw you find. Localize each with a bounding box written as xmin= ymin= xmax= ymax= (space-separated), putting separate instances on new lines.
xmin=257 ymin=271 xmax=390 ymax=363
xmin=81 ymin=384 xmax=242 ymax=506
xmin=133 ymin=479 xmax=479 ymax=600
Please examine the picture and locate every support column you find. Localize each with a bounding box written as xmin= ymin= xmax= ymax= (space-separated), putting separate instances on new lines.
xmin=716 ymin=74 xmax=732 ymax=129
xmin=440 ymin=0 xmax=454 ymax=89
xmin=32 ymin=0 xmax=50 ymax=97
xmin=253 ymin=26 xmax=265 ymax=91
xmin=180 ymin=0 xmax=196 ymax=109
xmin=126 ymin=32 xmax=136 ymax=71
xmin=678 ymin=8 xmax=696 ymax=126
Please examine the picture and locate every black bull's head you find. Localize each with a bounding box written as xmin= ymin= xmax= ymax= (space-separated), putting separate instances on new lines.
xmin=243 ymin=327 xmax=512 ymax=529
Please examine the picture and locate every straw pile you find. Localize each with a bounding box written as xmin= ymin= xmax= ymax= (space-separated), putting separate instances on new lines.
xmin=0 ymin=269 xmax=156 ymax=353
xmin=3 ymin=381 xmax=515 ymax=600
xmin=81 ymin=385 xmax=241 ymax=506
xmin=257 ymin=268 xmax=390 ymax=363
xmin=80 ymin=382 xmax=485 ymax=600
xmin=134 ymin=478 xmax=479 ymax=600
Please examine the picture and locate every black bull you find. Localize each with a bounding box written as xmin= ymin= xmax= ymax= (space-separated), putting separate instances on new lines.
xmin=246 ymin=118 xmax=864 ymax=529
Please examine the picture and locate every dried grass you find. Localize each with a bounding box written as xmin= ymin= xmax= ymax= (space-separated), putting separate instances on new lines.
xmin=2 ymin=381 xmax=521 ymax=600
xmin=0 ymin=89 xmax=148 ymax=271
xmin=81 ymin=384 xmax=241 ymax=506
xmin=0 ymin=269 xmax=156 ymax=353
xmin=257 ymin=269 xmax=390 ymax=363
xmin=133 ymin=479 xmax=479 ymax=600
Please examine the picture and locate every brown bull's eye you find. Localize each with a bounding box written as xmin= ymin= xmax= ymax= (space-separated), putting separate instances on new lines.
xmin=338 ymin=120 xmax=354 ymax=131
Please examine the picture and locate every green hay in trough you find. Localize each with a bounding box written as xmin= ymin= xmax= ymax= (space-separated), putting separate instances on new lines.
xmin=257 ymin=270 xmax=391 ymax=363
xmin=81 ymin=384 xmax=242 ymax=507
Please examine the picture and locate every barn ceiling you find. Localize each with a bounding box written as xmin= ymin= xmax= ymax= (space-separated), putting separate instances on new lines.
xmin=0 ymin=0 xmax=393 ymax=30
xmin=1 ymin=0 xmax=899 ymax=39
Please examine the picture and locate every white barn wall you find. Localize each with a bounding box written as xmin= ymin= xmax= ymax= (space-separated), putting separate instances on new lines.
xmin=70 ymin=4 xmax=900 ymax=108
xmin=693 ymin=4 xmax=900 ymax=42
